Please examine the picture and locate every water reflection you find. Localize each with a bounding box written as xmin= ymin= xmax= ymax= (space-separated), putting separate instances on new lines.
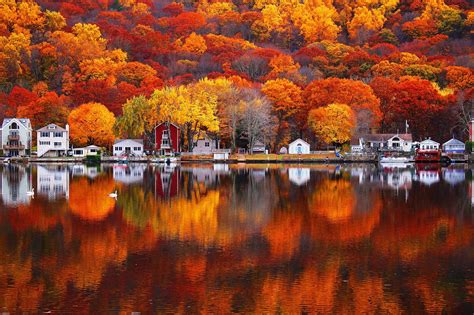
xmin=0 ymin=164 xmax=473 ymax=313
xmin=0 ymin=164 xmax=32 ymax=207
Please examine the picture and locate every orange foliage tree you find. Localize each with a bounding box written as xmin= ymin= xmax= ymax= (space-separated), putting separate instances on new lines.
xmin=68 ymin=102 xmax=116 ymax=147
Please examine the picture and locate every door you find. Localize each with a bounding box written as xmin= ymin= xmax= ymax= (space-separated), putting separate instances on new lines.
xmin=297 ymin=144 xmax=303 ymax=154
xmin=125 ymin=147 xmax=131 ymax=155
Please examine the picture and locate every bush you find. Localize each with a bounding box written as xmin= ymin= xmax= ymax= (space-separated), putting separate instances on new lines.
xmin=465 ymin=141 xmax=474 ymax=153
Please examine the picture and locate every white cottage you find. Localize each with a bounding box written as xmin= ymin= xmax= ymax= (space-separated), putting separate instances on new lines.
xmin=289 ymin=139 xmax=310 ymax=154
xmin=113 ymin=139 xmax=144 ymax=156
xmin=419 ymin=139 xmax=440 ymax=151
xmin=72 ymin=145 xmax=101 ymax=157
xmin=37 ymin=124 xmax=70 ymax=157
xmin=0 ymin=118 xmax=32 ymax=157
xmin=193 ymin=136 xmax=220 ymax=154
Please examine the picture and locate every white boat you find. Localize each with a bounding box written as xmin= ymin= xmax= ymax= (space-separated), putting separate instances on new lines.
xmin=150 ymin=157 xmax=179 ymax=164
xmin=379 ymin=156 xmax=412 ymax=164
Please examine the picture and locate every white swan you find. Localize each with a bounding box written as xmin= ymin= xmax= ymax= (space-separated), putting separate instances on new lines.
xmin=109 ymin=190 xmax=118 ymax=199
xmin=26 ymin=188 xmax=35 ymax=197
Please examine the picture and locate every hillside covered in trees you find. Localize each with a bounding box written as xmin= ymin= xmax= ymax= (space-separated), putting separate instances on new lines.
xmin=0 ymin=0 xmax=472 ymax=151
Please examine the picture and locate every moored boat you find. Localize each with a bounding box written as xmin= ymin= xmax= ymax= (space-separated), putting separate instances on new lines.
xmin=380 ymin=156 xmax=412 ymax=164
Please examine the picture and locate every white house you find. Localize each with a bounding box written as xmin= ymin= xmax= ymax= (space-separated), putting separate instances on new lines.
xmin=37 ymin=124 xmax=69 ymax=157
xmin=113 ymin=139 xmax=144 ymax=156
xmin=193 ymin=136 xmax=220 ymax=154
xmin=72 ymin=145 xmax=101 ymax=157
xmin=419 ymin=139 xmax=440 ymax=151
xmin=351 ymin=133 xmax=413 ymax=153
xmin=251 ymin=140 xmax=266 ymax=154
xmin=289 ymin=139 xmax=311 ymax=154
xmin=37 ymin=165 xmax=69 ymax=200
xmin=0 ymin=118 xmax=32 ymax=157
xmin=442 ymin=138 xmax=465 ymax=154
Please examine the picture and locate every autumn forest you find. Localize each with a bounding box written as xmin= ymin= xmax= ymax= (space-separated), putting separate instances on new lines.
xmin=0 ymin=0 xmax=473 ymax=150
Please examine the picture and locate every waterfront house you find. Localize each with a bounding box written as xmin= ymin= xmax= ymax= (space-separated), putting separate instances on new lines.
xmin=419 ymin=139 xmax=440 ymax=151
xmin=442 ymin=138 xmax=465 ymax=154
xmin=193 ymin=136 xmax=220 ymax=154
xmin=0 ymin=118 xmax=32 ymax=157
xmin=351 ymin=133 xmax=413 ymax=153
xmin=113 ymin=139 xmax=144 ymax=156
xmin=155 ymin=122 xmax=180 ymax=155
xmin=289 ymin=138 xmax=310 ymax=154
xmin=37 ymin=123 xmax=69 ymax=157
xmin=72 ymin=145 xmax=101 ymax=157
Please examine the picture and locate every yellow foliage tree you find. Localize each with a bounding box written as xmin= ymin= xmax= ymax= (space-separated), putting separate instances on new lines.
xmin=291 ymin=1 xmax=340 ymax=42
xmin=308 ymin=103 xmax=356 ymax=145
xmin=68 ymin=102 xmax=116 ymax=147
xmin=180 ymin=32 xmax=207 ymax=55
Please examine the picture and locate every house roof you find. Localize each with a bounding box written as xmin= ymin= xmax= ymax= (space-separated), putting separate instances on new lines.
xmin=2 ymin=118 xmax=31 ymax=129
xmin=114 ymin=139 xmax=144 ymax=145
xmin=37 ymin=123 xmax=67 ymax=132
xmin=363 ymin=133 xmax=413 ymax=142
xmin=442 ymin=138 xmax=464 ymax=146
xmin=350 ymin=137 xmax=362 ymax=145
xmin=289 ymin=138 xmax=310 ymax=146
xmin=155 ymin=122 xmax=180 ymax=130
xmin=253 ymin=140 xmax=265 ymax=147
xmin=420 ymin=139 xmax=440 ymax=145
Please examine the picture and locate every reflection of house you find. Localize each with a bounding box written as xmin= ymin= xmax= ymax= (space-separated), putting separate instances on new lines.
xmin=1 ymin=118 xmax=32 ymax=157
xmin=155 ymin=165 xmax=179 ymax=198
xmin=193 ymin=136 xmax=220 ymax=154
xmin=442 ymin=168 xmax=465 ymax=186
xmin=71 ymin=165 xmax=101 ymax=178
xmin=113 ymin=164 xmax=146 ymax=184
xmin=113 ymin=139 xmax=144 ymax=156
xmin=288 ymin=168 xmax=310 ymax=186
xmin=289 ymin=139 xmax=310 ymax=154
xmin=442 ymin=138 xmax=465 ymax=154
xmin=415 ymin=170 xmax=440 ymax=186
xmin=37 ymin=165 xmax=69 ymax=200
xmin=155 ymin=122 xmax=180 ymax=155
xmin=386 ymin=170 xmax=412 ymax=190
xmin=37 ymin=124 xmax=69 ymax=157
xmin=351 ymin=133 xmax=413 ymax=153
xmin=0 ymin=165 xmax=32 ymax=206
xmin=72 ymin=145 xmax=101 ymax=157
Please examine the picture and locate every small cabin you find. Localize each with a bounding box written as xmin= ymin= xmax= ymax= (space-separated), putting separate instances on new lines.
xmin=72 ymin=145 xmax=101 ymax=157
xmin=419 ymin=139 xmax=440 ymax=151
xmin=251 ymin=140 xmax=266 ymax=154
xmin=113 ymin=139 xmax=144 ymax=156
xmin=289 ymin=138 xmax=310 ymax=154
xmin=193 ymin=136 xmax=219 ymax=154
xmin=442 ymin=138 xmax=465 ymax=154
xmin=155 ymin=122 xmax=180 ymax=155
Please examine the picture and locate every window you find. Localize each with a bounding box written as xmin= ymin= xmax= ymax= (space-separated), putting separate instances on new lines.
xmin=162 ymin=139 xmax=169 ymax=145
xmin=54 ymin=132 xmax=63 ymax=137
xmin=40 ymin=132 xmax=50 ymax=138
xmin=10 ymin=122 xmax=18 ymax=130
xmin=54 ymin=142 xmax=61 ymax=147
xmin=134 ymin=147 xmax=140 ymax=151
xmin=74 ymin=150 xmax=83 ymax=155
xmin=163 ymin=130 xmax=169 ymax=135
xmin=205 ymin=142 xmax=210 ymax=147
xmin=39 ymin=141 xmax=51 ymax=146
xmin=115 ymin=147 xmax=122 ymax=151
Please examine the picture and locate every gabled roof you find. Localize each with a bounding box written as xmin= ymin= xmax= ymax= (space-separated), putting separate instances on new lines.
xmin=289 ymin=138 xmax=310 ymax=146
xmin=388 ymin=134 xmax=413 ymax=141
xmin=155 ymin=122 xmax=180 ymax=130
xmin=114 ymin=139 xmax=144 ymax=145
xmin=442 ymin=138 xmax=464 ymax=146
xmin=37 ymin=123 xmax=67 ymax=132
xmin=2 ymin=118 xmax=31 ymax=129
xmin=253 ymin=140 xmax=265 ymax=147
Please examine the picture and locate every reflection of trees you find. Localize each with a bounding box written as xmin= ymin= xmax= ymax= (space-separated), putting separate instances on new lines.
xmin=69 ymin=176 xmax=116 ymax=221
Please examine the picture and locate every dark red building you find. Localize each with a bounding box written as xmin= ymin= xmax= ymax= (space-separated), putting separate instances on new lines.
xmin=155 ymin=122 xmax=180 ymax=155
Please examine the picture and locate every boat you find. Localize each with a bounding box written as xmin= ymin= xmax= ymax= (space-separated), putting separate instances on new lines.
xmin=150 ymin=157 xmax=179 ymax=164
xmin=379 ymin=156 xmax=412 ymax=164
xmin=415 ymin=149 xmax=441 ymax=163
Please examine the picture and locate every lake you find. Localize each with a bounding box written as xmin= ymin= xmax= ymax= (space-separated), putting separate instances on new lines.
xmin=0 ymin=163 xmax=473 ymax=313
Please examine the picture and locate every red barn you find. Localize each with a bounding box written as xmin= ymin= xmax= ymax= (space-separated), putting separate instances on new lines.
xmin=155 ymin=122 xmax=180 ymax=155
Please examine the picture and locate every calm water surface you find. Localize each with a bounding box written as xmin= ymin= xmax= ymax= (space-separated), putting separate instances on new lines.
xmin=0 ymin=163 xmax=473 ymax=313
